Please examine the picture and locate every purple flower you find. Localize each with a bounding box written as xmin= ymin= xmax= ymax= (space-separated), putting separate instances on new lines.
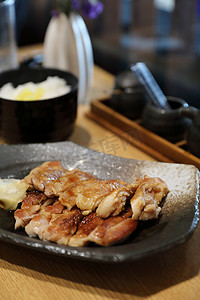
xmin=51 ymin=10 xmax=58 ymax=17
xmin=72 ymin=0 xmax=81 ymax=11
xmin=81 ymin=0 xmax=104 ymax=19
xmin=55 ymin=0 xmax=103 ymax=18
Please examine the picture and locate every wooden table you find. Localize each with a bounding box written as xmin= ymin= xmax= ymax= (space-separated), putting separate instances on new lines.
xmin=0 ymin=45 xmax=199 ymax=300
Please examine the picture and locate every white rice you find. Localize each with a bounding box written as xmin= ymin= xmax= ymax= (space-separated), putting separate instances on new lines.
xmin=0 ymin=76 xmax=71 ymax=101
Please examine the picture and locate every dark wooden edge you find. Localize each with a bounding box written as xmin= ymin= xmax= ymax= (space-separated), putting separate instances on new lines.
xmin=86 ymin=97 xmax=200 ymax=169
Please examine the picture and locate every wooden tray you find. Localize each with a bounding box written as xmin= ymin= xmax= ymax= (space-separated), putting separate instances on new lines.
xmin=86 ymin=97 xmax=200 ymax=169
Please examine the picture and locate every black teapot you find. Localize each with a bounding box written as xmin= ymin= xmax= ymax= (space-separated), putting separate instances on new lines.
xmin=180 ymin=106 xmax=200 ymax=157
xmin=110 ymin=68 xmax=147 ymax=120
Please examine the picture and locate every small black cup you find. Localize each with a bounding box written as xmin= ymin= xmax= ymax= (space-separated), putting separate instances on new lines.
xmin=110 ymin=69 xmax=147 ymax=120
xmin=180 ymin=106 xmax=200 ymax=157
xmin=141 ymin=96 xmax=191 ymax=142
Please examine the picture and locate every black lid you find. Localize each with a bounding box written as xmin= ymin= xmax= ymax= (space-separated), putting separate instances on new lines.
xmin=115 ymin=69 xmax=141 ymax=89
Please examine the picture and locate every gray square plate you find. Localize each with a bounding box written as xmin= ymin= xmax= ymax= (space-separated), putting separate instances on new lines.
xmin=0 ymin=142 xmax=199 ymax=263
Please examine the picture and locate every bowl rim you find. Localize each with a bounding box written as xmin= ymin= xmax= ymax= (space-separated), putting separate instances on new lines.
xmin=0 ymin=67 xmax=78 ymax=102
xmin=144 ymin=96 xmax=189 ymax=115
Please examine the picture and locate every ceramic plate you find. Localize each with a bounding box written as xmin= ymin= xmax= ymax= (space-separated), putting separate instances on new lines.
xmin=0 ymin=142 xmax=199 ymax=263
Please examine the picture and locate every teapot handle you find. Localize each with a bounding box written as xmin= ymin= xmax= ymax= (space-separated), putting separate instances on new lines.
xmin=179 ymin=106 xmax=198 ymax=120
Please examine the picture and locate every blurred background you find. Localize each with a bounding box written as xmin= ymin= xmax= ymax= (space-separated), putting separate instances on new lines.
xmin=15 ymin=0 xmax=200 ymax=108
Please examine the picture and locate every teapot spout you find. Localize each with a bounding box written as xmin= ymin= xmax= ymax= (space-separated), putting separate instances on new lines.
xmin=179 ymin=106 xmax=198 ymax=120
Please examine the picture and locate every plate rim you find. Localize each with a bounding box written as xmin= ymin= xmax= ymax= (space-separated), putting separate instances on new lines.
xmin=0 ymin=141 xmax=199 ymax=263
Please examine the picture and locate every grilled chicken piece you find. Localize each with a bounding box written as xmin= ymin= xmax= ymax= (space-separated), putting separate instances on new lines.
xmin=96 ymin=177 xmax=143 ymax=218
xmin=25 ymin=200 xmax=65 ymax=238
xmin=25 ymin=214 xmax=50 ymax=238
xmin=89 ymin=207 xmax=138 ymax=246
xmin=14 ymin=191 xmax=49 ymax=229
xmin=59 ymin=178 xmax=125 ymax=215
xmin=24 ymin=161 xmax=64 ymax=192
xmin=68 ymin=212 xmax=104 ymax=247
xmin=69 ymin=206 xmax=138 ymax=247
xmin=25 ymin=205 xmax=83 ymax=245
xmin=43 ymin=208 xmax=83 ymax=245
xmin=44 ymin=168 xmax=96 ymax=197
xmin=20 ymin=191 xmax=47 ymax=209
xmin=130 ymin=176 xmax=168 ymax=220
